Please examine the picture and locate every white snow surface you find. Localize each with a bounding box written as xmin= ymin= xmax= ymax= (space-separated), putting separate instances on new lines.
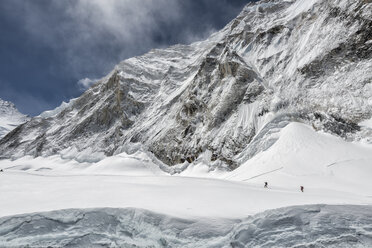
xmin=39 ymin=98 xmax=78 ymax=118
xmin=360 ymin=117 xmax=372 ymax=128
xmin=1 ymin=123 xmax=371 ymax=220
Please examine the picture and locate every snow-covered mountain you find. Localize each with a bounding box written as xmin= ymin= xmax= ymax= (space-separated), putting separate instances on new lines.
xmin=0 ymin=98 xmax=29 ymax=140
xmin=0 ymin=0 xmax=371 ymax=169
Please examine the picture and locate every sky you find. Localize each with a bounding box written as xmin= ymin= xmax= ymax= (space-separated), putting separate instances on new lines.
xmin=0 ymin=0 xmax=253 ymax=116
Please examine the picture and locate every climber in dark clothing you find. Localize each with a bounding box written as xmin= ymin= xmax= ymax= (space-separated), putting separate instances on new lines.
xmin=0 ymin=169 xmax=3 ymax=172
xmin=264 ymin=182 xmax=268 ymax=188
xmin=300 ymin=186 xmax=304 ymax=192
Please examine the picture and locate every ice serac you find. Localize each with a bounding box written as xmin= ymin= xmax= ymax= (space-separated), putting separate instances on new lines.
xmin=0 ymin=99 xmax=29 ymax=140
xmin=1 ymin=205 xmax=371 ymax=247
xmin=0 ymin=0 xmax=371 ymax=168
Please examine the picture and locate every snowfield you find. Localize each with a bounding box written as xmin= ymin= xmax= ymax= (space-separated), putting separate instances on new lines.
xmin=0 ymin=123 xmax=372 ymax=246
xmin=1 ymin=123 xmax=372 ymax=219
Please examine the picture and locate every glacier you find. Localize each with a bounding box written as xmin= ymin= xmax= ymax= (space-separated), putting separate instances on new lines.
xmin=0 ymin=0 xmax=371 ymax=246
xmin=0 ymin=205 xmax=371 ymax=248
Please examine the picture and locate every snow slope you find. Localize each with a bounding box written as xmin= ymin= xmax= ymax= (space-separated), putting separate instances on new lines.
xmin=226 ymin=122 xmax=372 ymax=196
xmin=1 ymin=122 xmax=371 ymax=220
xmin=0 ymin=118 xmax=371 ymax=246
xmin=0 ymin=99 xmax=29 ymax=139
xmin=2 ymin=170 xmax=371 ymax=220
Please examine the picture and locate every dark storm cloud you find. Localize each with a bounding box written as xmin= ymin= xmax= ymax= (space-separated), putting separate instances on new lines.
xmin=0 ymin=0 xmax=253 ymax=116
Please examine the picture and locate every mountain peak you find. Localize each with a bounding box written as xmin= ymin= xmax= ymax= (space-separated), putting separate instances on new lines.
xmin=0 ymin=98 xmax=29 ymax=139
xmin=0 ymin=0 xmax=371 ymax=169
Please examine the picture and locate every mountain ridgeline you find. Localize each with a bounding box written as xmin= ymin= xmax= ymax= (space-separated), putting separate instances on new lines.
xmin=0 ymin=99 xmax=29 ymax=140
xmin=0 ymin=0 xmax=371 ymax=169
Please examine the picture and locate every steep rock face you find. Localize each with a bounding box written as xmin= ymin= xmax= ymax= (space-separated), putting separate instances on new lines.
xmin=0 ymin=0 xmax=371 ymax=169
xmin=0 ymin=99 xmax=29 ymax=140
xmin=145 ymin=46 xmax=267 ymax=168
